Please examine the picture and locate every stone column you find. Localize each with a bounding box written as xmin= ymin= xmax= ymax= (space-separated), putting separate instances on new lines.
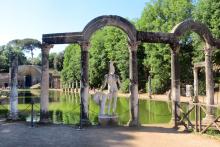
xmin=40 ymin=43 xmax=53 ymax=123
xmin=71 ymin=82 xmax=75 ymax=93
xmin=79 ymin=41 xmax=90 ymax=124
xmin=54 ymin=78 xmax=58 ymax=89
xmin=128 ymin=41 xmax=139 ymax=127
xmin=9 ymin=54 xmax=18 ymax=120
xmin=76 ymin=80 xmax=78 ymax=93
xmin=170 ymin=44 xmax=180 ymax=126
xmin=148 ymin=75 xmax=152 ymax=99
xmin=204 ymin=47 xmax=214 ymax=121
xmin=68 ymin=83 xmax=71 ymax=92
xmin=65 ymin=84 xmax=67 ymax=92
xmin=193 ymin=67 xmax=199 ymax=102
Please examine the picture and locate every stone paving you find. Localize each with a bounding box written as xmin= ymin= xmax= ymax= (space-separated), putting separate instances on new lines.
xmin=0 ymin=122 xmax=220 ymax=147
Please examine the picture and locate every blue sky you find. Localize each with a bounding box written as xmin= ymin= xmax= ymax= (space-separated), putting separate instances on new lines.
xmin=0 ymin=0 xmax=148 ymax=56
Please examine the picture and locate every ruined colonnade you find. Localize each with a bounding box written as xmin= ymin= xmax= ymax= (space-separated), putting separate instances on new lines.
xmin=39 ymin=15 xmax=220 ymax=126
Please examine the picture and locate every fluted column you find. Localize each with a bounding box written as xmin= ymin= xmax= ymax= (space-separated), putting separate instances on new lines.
xmin=40 ymin=43 xmax=53 ymax=123
xmin=170 ymin=44 xmax=180 ymax=126
xmin=79 ymin=41 xmax=90 ymax=124
xmin=128 ymin=41 xmax=139 ymax=127
xmin=204 ymin=47 xmax=214 ymax=121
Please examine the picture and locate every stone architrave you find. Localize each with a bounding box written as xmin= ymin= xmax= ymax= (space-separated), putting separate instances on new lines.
xmin=128 ymin=41 xmax=139 ymax=127
xmin=40 ymin=43 xmax=53 ymax=123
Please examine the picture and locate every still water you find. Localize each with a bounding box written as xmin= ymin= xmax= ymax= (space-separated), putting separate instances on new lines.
xmin=0 ymin=90 xmax=172 ymax=125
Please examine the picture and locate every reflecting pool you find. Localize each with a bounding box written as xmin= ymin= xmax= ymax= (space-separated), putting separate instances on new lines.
xmin=0 ymin=90 xmax=173 ymax=125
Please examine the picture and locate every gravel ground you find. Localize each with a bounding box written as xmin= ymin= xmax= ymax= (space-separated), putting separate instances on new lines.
xmin=0 ymin=122 xmax=220 ymax=147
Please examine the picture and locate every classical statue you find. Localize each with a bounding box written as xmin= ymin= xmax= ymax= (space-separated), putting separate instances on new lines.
xmin=93 ymin=61 xmax=121 ymax=116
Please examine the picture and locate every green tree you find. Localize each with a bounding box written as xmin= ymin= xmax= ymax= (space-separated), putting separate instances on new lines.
xmin=0 ymin=41 xmax=27 ymax=72
xmin=20 ymin=38 xmax=41 ymax=64
xmin=89 ymin=28 xmax=109 ymax=88
xmin=61 ymin=27 xmax=131 ymax=92
xmin=136 ymin=0 xmax=193 ymax=93
xmin=137 ymin=44 xmax=148 ymax=92
xmin=61 ymin=44 xmax=81 ymax=84
xmin=0 ymin=45 xmax=11 ymax=72
xmin=56 ymin=51 xmax=64 ymax=71
xmin=193 ymin=0 xmax=220 ymax=64
xmin=48 ymin=52 xmax=64 ymax=71
xmin=89 ymin=27 xmax=130 ymax=92
xmin=49 ymin=52 xmax=57 ymax=69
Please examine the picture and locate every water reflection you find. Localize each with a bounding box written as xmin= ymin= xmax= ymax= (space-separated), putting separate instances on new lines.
xmin=0 ymin=90 xmax=173 ymax=125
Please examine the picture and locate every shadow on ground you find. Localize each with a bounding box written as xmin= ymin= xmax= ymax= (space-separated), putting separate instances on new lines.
xmin=0 ymin=122 xmax=189 ymax=147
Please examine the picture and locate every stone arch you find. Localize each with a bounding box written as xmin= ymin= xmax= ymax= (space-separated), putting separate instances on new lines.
xmin=81 ymin=15 xmax=139 ymax=126
xmin=171 ymin=19 xmax=214 ymax=47
xmin=170 ymin=19 xmax=215 ymax=123
xmin=83 ymin=15 xmax=137 ymax=43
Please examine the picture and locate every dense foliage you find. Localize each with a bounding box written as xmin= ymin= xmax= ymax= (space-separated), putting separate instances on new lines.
xmin=0 ymin=40 xmax=28 ymax=72
xmin=60 ymin=0 xmax=220 ymax=94
xmin=49 ymin=52 xmax=64 ymax=71
xmin=61 ymin=44 xmax=81 ymax=84
xmin=136 ymin=0 xmax=194 ymax=93
xmin=193 ymin=0 xmax=220 ymax=64
xmin=89 ymin=27 xmax=129 ymax=92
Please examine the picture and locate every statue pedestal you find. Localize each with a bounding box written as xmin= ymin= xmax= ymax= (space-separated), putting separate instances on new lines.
xmin=98 ymin=115 xmax=118 ymax=126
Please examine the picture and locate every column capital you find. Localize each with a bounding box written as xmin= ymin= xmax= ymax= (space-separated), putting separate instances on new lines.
xmin=41 ymin=43 xmax=53 ymax=53
xmin=170 ymin=42 xmax=180 ymax=53
xmin=79 ymin=41 xmax=90 ymax=51
xmin=128 ymin=41 xmax=140 ymax=51
xmin=193 ymin=67 xmax=199 ymax=71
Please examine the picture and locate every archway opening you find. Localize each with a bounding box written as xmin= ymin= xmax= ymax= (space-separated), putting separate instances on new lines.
xmin=178 ymin=32 xmax=206 ymax=100
xmin=171 ymin=20 xmax=215 ymax=122
xmin=88 ymin=26 xmax=130 ymax=123
xmin=89 ymin=26 xmax=129 ymax=91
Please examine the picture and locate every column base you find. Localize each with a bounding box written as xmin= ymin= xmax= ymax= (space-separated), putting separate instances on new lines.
xmin=8 ymin=112 xmax=19 ymax=120
xmin=80 ymin=118 xmax=91 ymax=127
xmin=169 ymin=118 xmax=178 ymax=128
xmin=98 ymin=115 xmax=118 ymax=126
xmin=39 ymin=111 xmax=51 ymax=124
xmin=128 ymin=119 xmax=140 ymax=127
